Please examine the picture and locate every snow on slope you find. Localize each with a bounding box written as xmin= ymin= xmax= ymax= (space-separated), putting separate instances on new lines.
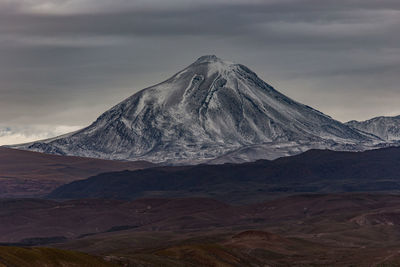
xmin=347 ymin=116 xmax=400 ymax=141
xmin=9 ymin=55 xmax=383 ymax=164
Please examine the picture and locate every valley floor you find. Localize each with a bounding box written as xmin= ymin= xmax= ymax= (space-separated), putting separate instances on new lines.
xmin=2 ymin=193 xmax=400 ymax=266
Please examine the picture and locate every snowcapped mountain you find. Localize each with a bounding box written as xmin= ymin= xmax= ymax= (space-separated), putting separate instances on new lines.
xmin=346 ymin=116 xmax=400 ymax=141
xmin=10 ymin=55 xmax=381 ymax=164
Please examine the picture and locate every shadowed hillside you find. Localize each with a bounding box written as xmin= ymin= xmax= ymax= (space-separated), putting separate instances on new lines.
xmin=49 ymin=147 xmax=400 ymax=203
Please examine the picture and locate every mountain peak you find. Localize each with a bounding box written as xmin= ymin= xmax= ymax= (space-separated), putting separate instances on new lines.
xmin=194 ymin=55 xmax=231 ymax=65
xmin=190 ymin=55 xmax=235 ymax=75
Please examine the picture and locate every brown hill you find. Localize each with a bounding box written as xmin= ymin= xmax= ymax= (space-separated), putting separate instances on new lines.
xmin=0 ymin=147 xmax=155 ymax=198
xmin=0 ymin=246 xmax=116 ymax=267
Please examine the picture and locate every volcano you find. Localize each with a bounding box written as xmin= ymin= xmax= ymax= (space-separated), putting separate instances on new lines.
xmin=11 ymin=55 xmax=378 ymax=164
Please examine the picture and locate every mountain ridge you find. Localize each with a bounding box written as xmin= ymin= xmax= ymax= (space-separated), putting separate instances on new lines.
xmin=346 ymin=115 xmax=400 ymax=141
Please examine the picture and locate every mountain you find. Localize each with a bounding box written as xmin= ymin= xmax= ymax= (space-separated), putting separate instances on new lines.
xmin=347 ymin=115 xmax=400 ymax=141
xmin=48 ymin=147 xmax=400 ymax=202
xmin=10 ymin=55 xmax=379 ymax=164
xmin=0 ymin=147 xmax=154 ymax=198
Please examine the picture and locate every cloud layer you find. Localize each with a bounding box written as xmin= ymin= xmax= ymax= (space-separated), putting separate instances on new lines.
xmin=0 ymin=0 xmax=399 ymax=144
xmin=0 ymin=124 xmax=80 ymax=145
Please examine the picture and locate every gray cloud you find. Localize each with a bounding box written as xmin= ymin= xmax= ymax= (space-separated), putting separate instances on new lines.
xmin=0 ymin=0 xmax=399 ymax=144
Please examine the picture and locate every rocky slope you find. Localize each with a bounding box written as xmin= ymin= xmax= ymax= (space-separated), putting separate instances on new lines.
xmin=347 ymin=115 xmax=400 ymax=141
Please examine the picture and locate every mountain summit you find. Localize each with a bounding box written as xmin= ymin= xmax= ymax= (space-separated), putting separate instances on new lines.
xmin=11 ymin=55 xmax=378 ymax=163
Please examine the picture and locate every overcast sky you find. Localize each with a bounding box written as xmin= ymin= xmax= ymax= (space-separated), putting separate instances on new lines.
xmin=1 ymin=0 xmax=399 ymax=144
